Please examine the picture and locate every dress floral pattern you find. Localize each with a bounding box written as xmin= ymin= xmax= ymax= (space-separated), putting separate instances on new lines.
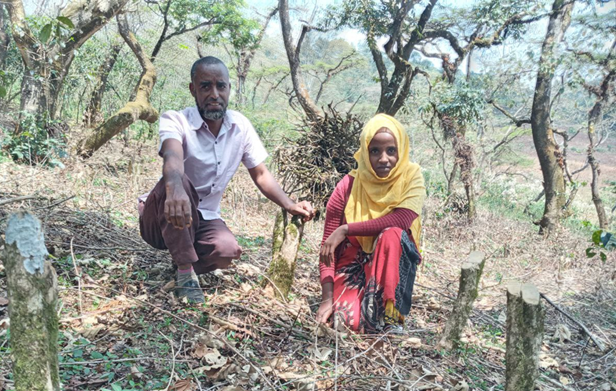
xmin=332 ymin=227 xmax=419 ymax=333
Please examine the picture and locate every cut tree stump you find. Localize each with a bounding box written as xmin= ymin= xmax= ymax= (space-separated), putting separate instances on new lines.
xmin=438 ymin=251 xmax=485 ymax=350
xmin=505 ymin=281 xmax=545 ymax=391
xmin=265 ymin=209 xmax=305 ymax=299
xmin=2 ymin=212 xmax=59 ymax=391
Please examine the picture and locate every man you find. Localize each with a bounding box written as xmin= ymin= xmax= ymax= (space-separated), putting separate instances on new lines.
xmin=139 ymin=56 xmax=314 ymax=303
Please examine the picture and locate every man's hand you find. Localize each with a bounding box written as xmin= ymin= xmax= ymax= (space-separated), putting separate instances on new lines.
xmin=319 ymin=224 xmax=348 ymax=267
xmin=164 ymin=181 xmax=192 ymax=229
xmin=286 ymin=200 xmax=315 ymax=222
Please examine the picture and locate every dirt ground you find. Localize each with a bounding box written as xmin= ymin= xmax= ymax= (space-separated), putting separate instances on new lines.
xmin=0 ymin=130 xmax=614 ymax=391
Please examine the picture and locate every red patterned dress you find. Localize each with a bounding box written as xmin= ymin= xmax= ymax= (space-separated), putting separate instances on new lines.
xmin=320 ymin=175 xmax=421 ymax=333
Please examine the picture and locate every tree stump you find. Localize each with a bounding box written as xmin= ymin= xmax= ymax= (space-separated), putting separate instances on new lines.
xmin=505 ymin=281 xmax=545 ymax=391
xmin=265 ymin=209 xmax=304 ymax=299
xmin=2 ymin=212 xmax=59 ymax=391
xmin=438 ymin=251 xmax=485 ymax=350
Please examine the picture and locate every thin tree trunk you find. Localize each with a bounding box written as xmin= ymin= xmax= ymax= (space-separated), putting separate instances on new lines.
xmin=83 ymin=41 xmax=123 ymax=127
xmin=235 ymin=7 xmax=277 ymax=108
xmin=278 ymin=0 xmax=321 ymax=121
xmin=530 ymin=0 xmax=574 ymax=235
xmin=588 ymin=107 xmax=609 ymax=229
xmin=0 ymin=4 xmax=10 ymax=68
xmin=77 ymin=14 xmax=158 ymax=157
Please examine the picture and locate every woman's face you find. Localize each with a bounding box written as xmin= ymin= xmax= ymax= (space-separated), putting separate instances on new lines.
xmin=368 ymin=128 xmax=399 ymax=178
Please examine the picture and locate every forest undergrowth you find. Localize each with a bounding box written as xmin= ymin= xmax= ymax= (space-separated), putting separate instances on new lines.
xmin=0 ymin=134 xmax=614 ymax=391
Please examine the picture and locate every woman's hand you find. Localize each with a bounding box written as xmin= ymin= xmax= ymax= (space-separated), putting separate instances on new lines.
xmin=316 ymin=282 xmax=334 ymax=324
xmin=320 ymin=224 xmax=348 ymax=267
xmin=316 ymin=299 xmax=334 ymax=324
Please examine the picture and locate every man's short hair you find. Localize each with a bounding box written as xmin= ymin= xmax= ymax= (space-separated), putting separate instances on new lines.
xmin=191 ymin=56 xmax=228 ymax=80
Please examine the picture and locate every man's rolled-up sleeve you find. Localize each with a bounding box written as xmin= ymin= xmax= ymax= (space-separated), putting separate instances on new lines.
xmin=241 ymin=121 xmax=268 ymax=169
xmin=158 ymin=111 xmax=184 ymax=156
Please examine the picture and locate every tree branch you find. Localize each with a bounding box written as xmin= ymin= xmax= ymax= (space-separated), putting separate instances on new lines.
xmin=488 ymin=100 xmax=531 ymax=127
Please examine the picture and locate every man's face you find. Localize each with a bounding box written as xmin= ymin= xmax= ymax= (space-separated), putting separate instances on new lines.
xmin=189 ymin=64 xmax=230 ymax=122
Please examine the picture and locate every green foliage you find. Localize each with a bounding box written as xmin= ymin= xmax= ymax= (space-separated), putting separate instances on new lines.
xmin=26 ymin=15 xmax=75 ymax=46
xmin=586 ymin=230 xmax=615 ymax=263
xmin=165 ymin=0 xmax=249 ymax=46
xmin=200 ymin=10 xmax=262 ymax=52
xmin=0 ymin=112 xmax=67 ymax=168
xmin=433 ymin=81 xmax=485 ymax=125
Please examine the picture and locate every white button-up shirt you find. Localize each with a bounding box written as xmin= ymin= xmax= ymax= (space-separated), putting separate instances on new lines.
xmin=140 ymin=107 xmax=268 ymax=220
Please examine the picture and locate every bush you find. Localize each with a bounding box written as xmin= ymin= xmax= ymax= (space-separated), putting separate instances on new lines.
xmin=0 ymin=112 xmax=67 ymax=168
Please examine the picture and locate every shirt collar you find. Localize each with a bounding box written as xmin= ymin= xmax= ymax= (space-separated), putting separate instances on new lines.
xmin=189 ymin=106 xmax=234 ymax=137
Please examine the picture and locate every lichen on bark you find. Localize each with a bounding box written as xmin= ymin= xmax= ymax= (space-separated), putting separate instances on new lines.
xmin=265 ymin=209 xmax=304 ymax=299
xmin=505 ymin=281 xmax=545 ymax=391
xmin=438 ymin=251 xmax=485 ymax=350
xmin=3 ymin=212 xmax=60 ymax=391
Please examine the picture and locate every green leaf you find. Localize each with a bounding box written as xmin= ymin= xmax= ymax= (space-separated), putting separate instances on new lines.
xmin=0 ymin=85 xmax=6 ymax=98
xmin=56 ymin=16 xmax=75 ymax=29
xmin=91 ymin=351 xmax=104 ymax=359
xmin=586 ymin=248 xmax=596 ymax=258
xmin=111 ymin=384 xmax=122 ymax=391
xmin=592 ymin=230 xmax=603 ymax=246
xmin=39 ymin=23 xmax=52 ymax=44
xmin=600 ymin=252 xmax=607 ymax=262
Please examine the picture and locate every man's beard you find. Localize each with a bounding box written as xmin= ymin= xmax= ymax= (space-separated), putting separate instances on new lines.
xmin=196 ymin=99 xmax=226 ymax=121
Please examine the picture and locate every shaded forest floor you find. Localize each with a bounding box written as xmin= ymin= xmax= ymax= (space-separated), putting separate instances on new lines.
xmin=0 ymin=134 xmax=614 ymax=391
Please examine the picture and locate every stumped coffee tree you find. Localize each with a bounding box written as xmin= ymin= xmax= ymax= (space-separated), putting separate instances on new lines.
xmin=505 ymin=281 xmax=545 ymax=391
xmin=265 ymin=211 xmax=305 ymax=299
xmin=2 ymin=212 xmax=59 ymax=391
xmin=438 ymin=251 xmax=485 ymax=350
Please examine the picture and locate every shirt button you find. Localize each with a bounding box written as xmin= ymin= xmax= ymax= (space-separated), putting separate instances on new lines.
xmin=215 ymin=141 xmax=217 ymax=144
xmin=212 ymin=184 xmax=215 ymax=187
xmin=217 ymin=162 xmax=220 ymax=165
xmin=199 ymin=199 xmax=202 ymax=202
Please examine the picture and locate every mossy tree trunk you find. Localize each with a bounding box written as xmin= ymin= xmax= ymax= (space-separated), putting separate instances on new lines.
xmin=82 ymin=40 xmax=123 ymax=128
xmin=505 ymin=281 xmax=545 ymax=391
xmin=531 ymin=0 xmax=574 ymax=235
xmin=2 ymin=212 xmax=59 ymax=391
xmin=77 ymin=13 xmax=158 ymax=157
xmin=438 ymin=251 xmax=485 ymax=350
xmin=265 ymin=209 xmax=304 ymax=299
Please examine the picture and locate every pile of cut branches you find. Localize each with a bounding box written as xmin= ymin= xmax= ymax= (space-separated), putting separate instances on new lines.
xmin=274 ymin=106 xmax=363 ymax=209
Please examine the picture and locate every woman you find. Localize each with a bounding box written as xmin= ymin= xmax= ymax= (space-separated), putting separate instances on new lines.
xmin=316 ymin=114 xmax=425 ymax=333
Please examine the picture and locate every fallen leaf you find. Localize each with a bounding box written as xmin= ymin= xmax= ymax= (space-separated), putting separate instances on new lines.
xmin=78 ymin=325 xmax=105 ymax=339
xmin=560 ymin=376 xmax=570 ymax=385
xmin=554 ymin=324 xmax=572 ymax=343
xmin=202 ymin=348 xmax=227 ymax=370
xmin=278 ymin=371 xmax=304 ymax=380
xmin=452 ymin=380 xmax=469 ymax=391
xmin=539 ymin=353 xmax=559 ymax=369
xmin=403 ymin=337 xmax=422 ymax=349
xmin=192 ymin=343 xmax=208 ymax=359
xmin=312 ymin=347 xmax=333 ymax=361
xmin=170 ymin=378 xmax=196 ymax=391
xmin=130 ymin=366 xmax=142 ymax=379
xmin=0 ymin=297 xmax=9 ymax=306
xmin=197 ymin=333 xmax=225 ymax=349
xmin=220 ymin=387 xmax=244 ymax=391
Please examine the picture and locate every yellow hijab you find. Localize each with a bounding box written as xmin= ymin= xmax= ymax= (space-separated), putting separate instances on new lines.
xmin=345 ymin=114 xmax=425 ymax=253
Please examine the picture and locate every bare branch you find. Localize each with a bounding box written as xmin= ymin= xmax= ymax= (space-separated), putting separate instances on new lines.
xmin=488 ymin=100 xmax=531 ymax=127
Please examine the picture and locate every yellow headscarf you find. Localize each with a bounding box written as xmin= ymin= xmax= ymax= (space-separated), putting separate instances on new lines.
xmin=345 ymin=114 xmax=425 ymax=253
